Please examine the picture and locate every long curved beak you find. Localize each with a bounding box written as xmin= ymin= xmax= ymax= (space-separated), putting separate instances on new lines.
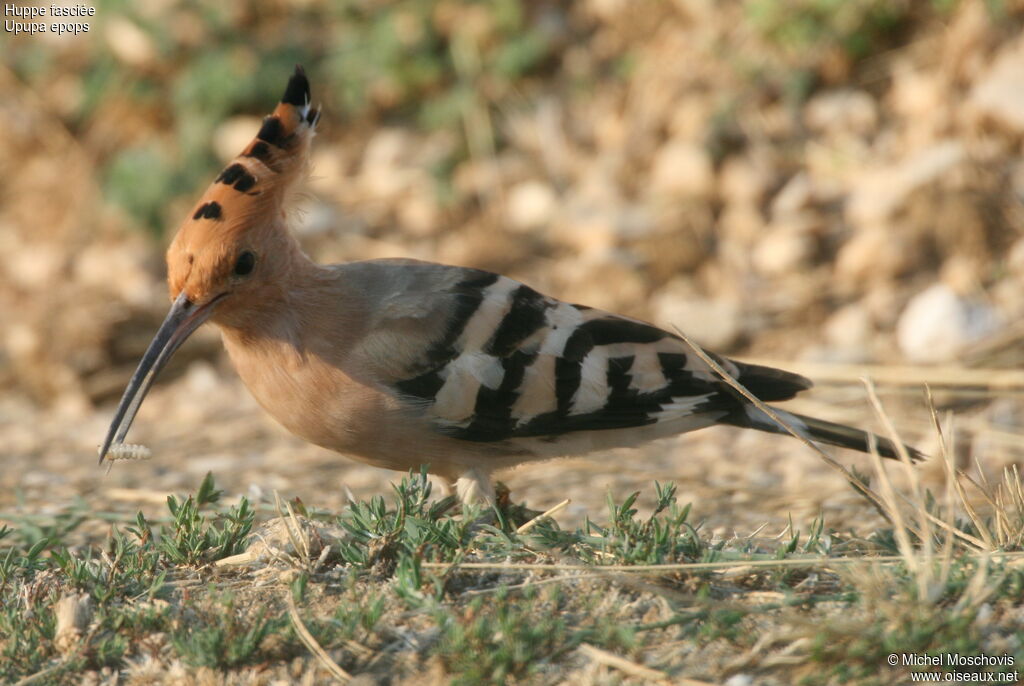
xmin=98 ymin=291 xmax=224 ymax=464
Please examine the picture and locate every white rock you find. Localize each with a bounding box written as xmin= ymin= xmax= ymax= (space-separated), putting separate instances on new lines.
xmin=970 ymin=36 xmax=1024 ymax=133
xmin=53 ymin=593 xmax=93 ymax=655
xmin=506 ymin=180 xmax=557 ymax=231
xmin=752 ymin=229 xmax=813 ymax=276
xmin=649 ymin=140 xmax=714 ymax=198
xmin=897 ymin=283 xmax=1001 ymax=363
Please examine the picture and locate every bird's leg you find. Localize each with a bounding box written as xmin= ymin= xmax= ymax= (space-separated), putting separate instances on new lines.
xmin=427 ymin=476 xmax=461 ymax=518
xmin=455 ymin=467 xmax=495 ymax=506
xmin=436 ymin=476 xmax=455 ymax=498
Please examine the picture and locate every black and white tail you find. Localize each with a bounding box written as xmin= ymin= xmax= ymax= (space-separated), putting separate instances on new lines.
xmin=732 ymin=401 xmax=923 ymax=461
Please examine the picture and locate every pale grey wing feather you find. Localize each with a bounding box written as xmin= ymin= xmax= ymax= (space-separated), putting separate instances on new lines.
xmin=338 ymin=259 xmax=808 ymax=442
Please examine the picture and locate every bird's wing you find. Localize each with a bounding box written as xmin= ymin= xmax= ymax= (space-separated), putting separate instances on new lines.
xmin=348 ymin=260 xmax=811 ymax=443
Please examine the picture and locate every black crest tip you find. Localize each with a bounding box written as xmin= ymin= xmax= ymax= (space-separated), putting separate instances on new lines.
xmin=281 ymin=64 xmax=310 ymax=107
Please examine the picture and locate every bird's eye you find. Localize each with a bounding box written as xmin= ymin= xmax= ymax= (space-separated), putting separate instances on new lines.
xmin=233 ymin=251 xmax=256 ymax=276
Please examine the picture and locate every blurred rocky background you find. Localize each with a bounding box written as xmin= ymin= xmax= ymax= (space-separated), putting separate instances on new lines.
xmin=2 ymin=0 xmax=1024 ymax=532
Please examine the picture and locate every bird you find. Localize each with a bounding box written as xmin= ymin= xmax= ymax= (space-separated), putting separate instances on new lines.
xmin=99 ymin=66 xmax=921 ymax=504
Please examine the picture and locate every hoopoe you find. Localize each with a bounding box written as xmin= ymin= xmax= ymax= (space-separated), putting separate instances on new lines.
xmin=100 ymin=67 xmax=921 ymax=504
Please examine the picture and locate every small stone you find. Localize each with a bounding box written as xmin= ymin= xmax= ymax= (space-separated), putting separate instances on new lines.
xmin=4 ymin=242 xmax=63 ymax=289
xmin=719 ymin=155 xmax=769 ymax=206
xmin=54 ymin=594 xmax=93 ymax=655
xmin=649 ymin=140 xmax=714 ymax=198
xmin=770 ymin=172 xmax=813 ymax=220
xmin=897 ymin=283 xmax=1002 ymax=363
xmin=719 ymin=204 xmax=765 ymax=247
xmin=969 ymin=36 xmax=1024 ymax=133
xmin=752 ymin=228 xmax=813 ymax=276
xmin=891 ymin=65 xmax=944 ymax=121
xmin=506 ymin=180 xmax=557 ymax=231
xmin=805 ymin=89 xmax=878 ymax=135
xmin=5 ymin=322 xmax=39 ymax=359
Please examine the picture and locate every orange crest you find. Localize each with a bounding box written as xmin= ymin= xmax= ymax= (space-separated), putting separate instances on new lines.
xmin=166 ymin=66 xmax=320 ymax=302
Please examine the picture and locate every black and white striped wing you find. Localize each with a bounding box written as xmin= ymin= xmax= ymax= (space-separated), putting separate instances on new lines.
xmin=385 ymin=268 xmax=805 ymax=443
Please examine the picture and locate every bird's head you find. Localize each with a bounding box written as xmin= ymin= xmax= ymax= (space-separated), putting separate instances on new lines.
xmin=99 ymin=65 xmax=320 ymax=462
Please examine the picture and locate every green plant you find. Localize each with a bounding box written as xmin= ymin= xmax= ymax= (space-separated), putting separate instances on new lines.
xmin=579 ymin=482 xmax=705 ymax=565
xmin=434 ymin=588 xmax=571 ymax=685
xmin=170 ymin=594 xmax=281 ymax=669
xmin=156 ymin=472 xmax=254 ymax=565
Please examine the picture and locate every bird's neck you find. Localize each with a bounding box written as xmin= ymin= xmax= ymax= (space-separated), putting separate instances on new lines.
xmin=213 ymin=236 xmax=320 ymax=341
xmin=213 ymin=238 xmax=366 ymax=361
